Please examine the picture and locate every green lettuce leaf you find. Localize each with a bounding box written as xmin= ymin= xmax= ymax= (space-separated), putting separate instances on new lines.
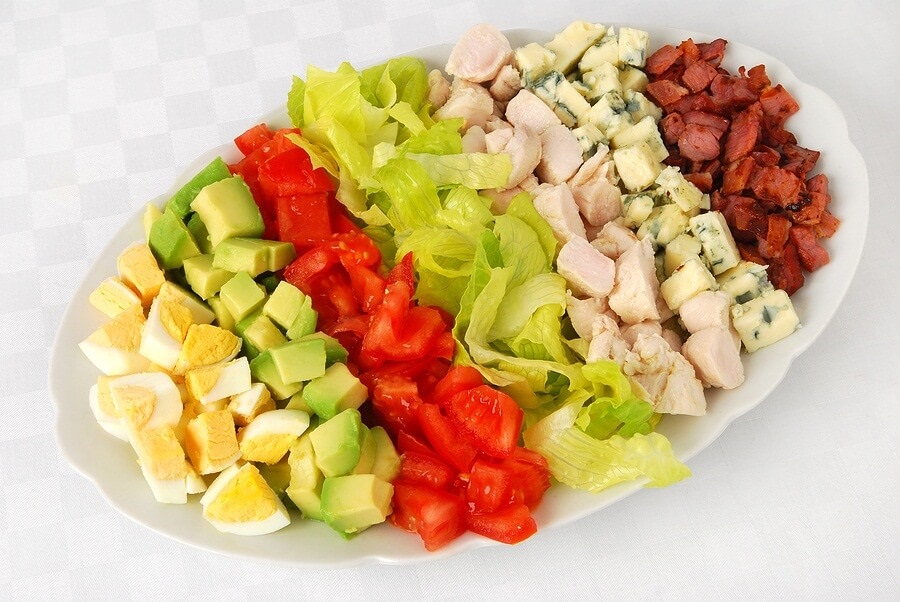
xmin=406 ymin=152 xmax=511 ymax=189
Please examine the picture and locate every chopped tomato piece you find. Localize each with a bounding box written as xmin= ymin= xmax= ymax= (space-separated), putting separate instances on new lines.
xmin=430 ymin=365 xmax=484 ymax=408
xmin=326 ymin=231 xmax=382 ymax=269
xmin=258 ymin=147 xmax=334 ymax=198
xmin=466 ymin=459 xmax=515 ymax=513
xmin=345 ymin=265 xmax=385 ymax=314
xmin=400 ymin=451 xmax=457 ymax=490
xmin=444 ymin=385 xmax=523 ymax=458
xmin=389 ymin=481 xmax=467 ymax=551
xmin=282 ymin=246 xmax=339 ymax=294
xmin=386 ymin=252 xmax=416 ymax=290
xmin=417 ymin=403 xmax=478 ymax=473
xmin=502 ymin=449 xmax=551 ymax=511
xmin=368 ymin=374 xmax=424 ymax=438
xmin=361 ymin=282 xmax=446 ymax=363
xmin=465 ymin=503 xmax=537 ymax=545
xmin=275 ymin=192 xmax=333 ymax=251
xmin=234 ymin=123 xmax=274 ymax=156
xmin=396 ymin=430 xmax=434 ymax=456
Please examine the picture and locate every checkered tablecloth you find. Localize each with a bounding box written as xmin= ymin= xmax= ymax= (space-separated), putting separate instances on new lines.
xmin=2 ymin=1 xmax=898 ymax=599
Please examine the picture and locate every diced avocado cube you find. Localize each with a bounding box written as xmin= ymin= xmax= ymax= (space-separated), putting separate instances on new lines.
xmin=258 ymin=240 xmax=297 ymax=272
xmin=148 ymin=208 xmax=202 ymax=269
xmin=351 ymin=426 xmax=376 ymax=475
xmin=269 ymin=338 xmax=327 ymax=385
xmin=286 ymin=296 xmax=318 ymax=340
xmin=258 ymin=273 xmax=281 ymax=294
xmin=302 ymin=362 xmax=367 ymax=420
xmin=242 ymin=313 xmax=288 ymax=354
xmin=207 ymin=296 xmax=235 ymax=332
xmin=212 ymin=237 xmax=269 ymax=277
xmin=186 ymin=212 xmax=213 ymax=254
xmin=190 ymin=176 xmax=264 ymax=247
xmin=320 ymin=474 xmax=393 ymax=538
xmin=298 ymin=332 xmax=347 ymax=366
xmin=285 ymin=433 xmax=328 ymax=520
xmin=369 ymin=426 xmax=401 ymax=483
xmin=309 ymin=408 xmax=362 ymax=478
xmin=166 ymin=156 xmax=233 ymax=218
xmin=183 ymin=254 xmax=235 ymax=300
xmin=220 ymin=271 xmax=266 ymax=322
xmin=142 ymin=203 xmax=163 ymax=242
xmin=257 ymin=460 xmax=292 ymax=499
xmin=284 ymin=391 xmax=313 ymax=413
xmin=264 ymin=281 xmax=307 ymax=331
xmin=249 ymin=351 xmax=303 ymax=400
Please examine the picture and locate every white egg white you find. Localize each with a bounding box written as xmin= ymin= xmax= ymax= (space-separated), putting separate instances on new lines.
xmin=200 ymin=463 xmax=291 ymax=535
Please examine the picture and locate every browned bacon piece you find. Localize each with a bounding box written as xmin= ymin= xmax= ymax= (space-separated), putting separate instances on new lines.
xmin=646 ymin=44 xmax=682 ymax=76
xmin=679 ymin=123 xmax=721 ymax=161
xmin=682 ymin=60 xmax=719 ymax=93
xmin=722 ymin=157 xmax=755 ymax=194
xmin=741 ymin=64 xmax=771 ymax=93
xmin=660 ymin=112 xmax=686 ymax=145
xmin=697 ymin=38 xmax=727 ymax=67
xmin=749 ymin=165 xmax=802 ymax=208
xmin=683 ymin=110 xmax=729 ymax=138
xmin=759 ymin=84 xmax=800 ymax=126
xmin=646 ymin=79 xmax=690 ymax=107
xmin=723 ymin=103 xmax=762 ymax=163
xmin=781 ymin=143 xmax=820 ymax=179
xmin=759 ymin=214 xmax=792 ymax=258
xmin=789 ymin=225 xmax=830 ymax=272
xmin=684 ymin=171 xmax=713 ymax=192
xmin=768 ymin=243 xmax=805 ymax=295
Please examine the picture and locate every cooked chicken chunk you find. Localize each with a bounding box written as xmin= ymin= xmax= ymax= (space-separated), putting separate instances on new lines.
xmin=536 ymin=124 xmax=583 ymax=184
xmin=433 ymin=78 xmax=494 ymax=130
xmin=621 ymin=320 xmax=662 ymax=348
xmin=505 ymin=89 xmax=562 ymax=135
xmin=485 ymin=126 xmax=541 ymax=189
xmin=445 ymin=23 xmax=513 ymax=83
xmin=586 ymin=314 xmax=629 ymax=365
xmin=556 ymin=236 xmax=615 ymax=299
xmin=427 ymin=69 xmax=451 ymax=109
xmin=532 ymin=184 xmax=587 ymax=245
xmin=624 ymin=333 xmax=706 ymax=416
xmin=568 ymin=147 xmax=622 ymax=227
xmin=681 ymin=327 xmax=745 ymax=389
xmin=678 ymin=290 xmax=732 ymax=334
xmin=566 ymin=292 xmax=607 ymax=341
xmin=590 ymin=221 xmax=638 ymax=260
xmin=461 ymin=125 xmax=487 ymax=153
xmin=608 ymin=237 xmax=661 ymax=324
xmin=489 ymin=64 xmax=523 ymax=101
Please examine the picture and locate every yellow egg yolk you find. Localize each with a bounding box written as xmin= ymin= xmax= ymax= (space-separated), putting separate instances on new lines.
xmin=111 ymin=385 xmax=158 ymax=431
xmin=89 ymin=277 xmax=141 ymax=317
xmin=204 ymin=464 xmax=279 ymax=523
xmin=134 ymin=426 xmax=189 ymax=480
xmin=117 ymin=243 xmax=165 ymax=306
xmin=175 ymin=324 xmax=241 ymax=375
xmin=159 ymin=299 xmax=193 ymax=343
xmin=86 ymin=305 xmax=145 ymax=351
xmin=239 ymin=433 xmax=296 ymax=465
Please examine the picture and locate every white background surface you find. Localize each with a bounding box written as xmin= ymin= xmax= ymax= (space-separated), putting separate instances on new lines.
xmin=2 ymin=0 xmax=897 ymax=599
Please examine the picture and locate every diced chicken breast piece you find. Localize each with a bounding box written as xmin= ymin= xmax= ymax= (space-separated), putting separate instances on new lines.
xmin=557 ymin=237 xmax=615 ymax=299
xmin=505 ymin=89 xmax=562 ymax=135
xmin=661 ymin=328 xmax=683 ymax=353
xmin=427 ymin=69 xmax=451 ymax=109
xmin=461 ymin=125 xmax=487 ymax=153
xmin=433 ymin=79 xmax=494 ymax=130
xmin=568 ymin=147 xmax=622 ymax=227
xmin=681 ymin=326 xmax=745 ymax=389
xmin=445 ymin=23 xmax=513 ymax=83
xmin=624 ymin=333 xmax=706 ymax=416
xmin=590 ymin=221 xmax=638 ymax=260
xmin=678 ymin=290 xmax=732 ymax=334
xmin=656 ymin=294 xmax=675 ymax=322
xmin=518 ymin=173 xmax=540 ymax=192
xmin=608 ymin=237 xmax=661 ymax=324
xmin=586 ymin=314 xmax=629 ymax=365
xmin=621 ymin=321 xmax=662 ymax=348
xmin=484 ymin=115 xmax=513 ymax=133
xmin=485 ymin=126 xmax=542 ymax=189
xmin=566 ymin=292 xmax=607 ymax=341
xmin=536 ymin=124 xmax=584 ymax=185
xmin=489 ymin=64 xmax=523 ymax=101
xmin=532 ymin=184 xmax=587 ymax=245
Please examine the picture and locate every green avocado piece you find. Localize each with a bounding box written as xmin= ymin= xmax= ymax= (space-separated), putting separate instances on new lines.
xmin=206 ymin=295 xmax=235 ymax=332
xmin=369 ymin=426 xmax=401 ymax=483
xmin=257 ymin=459 xmax=292 ymax=499
xmin=287 ymin=433 xmax=324 ymax=520
xmin=285 ymin=296 xmax=319 ymax=340
xmin=212 ymin=237 xmax=269 ymax=277
xmin=264 ymin=281 xmax=307 ymax=331
xmin=190 ymin=176 xmax=264 ymax=247
xmin=242 ymin=313 xmax=288 ymax=354
xmin=249 ymin=351 xmax=303 ymax=401
xmin=297 ymin=332 xmax=347 ymax=366
xmin=269 ymin=338 xmax=327 ymax=385
xmin=258 ymin=273 xmax=281 ymax=295
xmin=167 ymin=156 xmax=233 ymax=218
xmin=182 ymin=254 xmax=234 ymax=300
xmin=219 ymin=271 xmax=266 ymax=322
xmin=320 ymin=473 xmax=394 ymax=538
xmin=142 ymin=203 xmax=163 ymax=242
xmin=351 ymin=425 xmax=376 ymax=475
xmin=148 ymin=208 xmax=201 ymax=269
xmin=258 ymin=239 xmax=297 ymax=272
xmin=309 ymin=408 xmax=362 ymax=478
xmin=186 ymin=212 xmax=213 ymax=254
xmin=301 ymin=362 xmax=367 ymax=421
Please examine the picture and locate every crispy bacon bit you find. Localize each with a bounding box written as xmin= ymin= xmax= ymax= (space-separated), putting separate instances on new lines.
xmin=749 ymin=165 xmax=802 ymax=207
xmin=660 ymin=112 xmax=686 ymax=145
xmin=789 ymin=225 xmax=830 ymax=272
xmin=814 ymin=210 xmax=841 ymax=238
xmin=697 ymin=38 xmax=727 ymax=67
xmin=683 ymin=110 xmax=729 ymax=138
xmin=682 ymin=60 xmax=719 ymax=93
xmin=646 ymin=44 xmax=682 ymax=76
xmin=781 ymin=143 xmax=820 ymax=179
xmin=759 ymin=84 xmax=800 ymax=126
xmin=678 ymin=38 xmax=702 ymax=65
xmin=723 ymin=103 xmax=762 ymax=163
xmin=761 ymin=214 xmax=792 ymax=258
xmin=710 ymin=74 xmax=758 ymax=110
xmin=678 ymin=123 xmax=721 ymax=161
xmin=684 ymin=171 xmax=713 ymax=192
xmin=741 ymin=64 xmax=771 ymax=93
xmin=722 ymin=157 xmax=755 ymax=194
xmin=768 ymin=243 xmax=805 ymax=295
xmin=646 ymin=79 xmax=690 ymax=107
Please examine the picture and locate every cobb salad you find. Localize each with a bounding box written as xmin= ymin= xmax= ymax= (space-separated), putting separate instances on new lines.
xmin=72 ymin=21 xmax=839 ymax=552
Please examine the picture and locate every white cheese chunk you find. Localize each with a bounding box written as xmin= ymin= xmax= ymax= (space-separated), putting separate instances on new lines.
xmin=664 ymin=233 xmax=703 ymax=277
xmin=578 ymin=29 xmax=619 ymax=72
xmin=621 ymin=194 xmax=655 ymax=229
xmin=617 ymin=27 xmax=651 ymax=68
xmin=546 ymin=21 xmax=608 ymax=73
xmin=655 ymin=166 xmax=703 ymax=212
xmin=619 ymin=65 xmax=649 ymax=92
xmin=581 ymin=62 xmax=621 ymax=100
xmin=689 ymin=211 xmax=742 ymax=275
xmin=571 ymin=123 xmax=607 ymax=159
xmin=531 ymin=71 xmax=592 ymax=127
xmin=660 ymin=256 xmax=717 ymax=311
xmin=623 ymin=89 xmax=663 ymax=123
xmin=612 ymin=115 xmax=669 ymax=162
xmin=579 ymin=90 xmax=633 ymax=138
xmin=515 ymin=43 xmax=556 ymax=85
xmin=716 ymin=260 xmax=774 ymax=304
xmin=636 ymin=204 xmax=689 ymax=248
xmin=612 ymin=142 xmax=661 ymax=192
xmin=731 ymin=289 xmax=800 ymax=352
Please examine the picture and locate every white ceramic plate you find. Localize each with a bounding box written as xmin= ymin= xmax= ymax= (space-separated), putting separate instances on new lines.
xmin=50 ymin=26 xmax=868 ymax=567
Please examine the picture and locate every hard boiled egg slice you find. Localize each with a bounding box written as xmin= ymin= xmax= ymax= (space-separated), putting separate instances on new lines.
xmin=228 ymin=382 xmax=275 ymax=427
xmin=89 ymin=277 xmax=142 ymax=318
xmin=174 ymin=324 xmax=241 ymax=375
xmin=184 ymin=409 xmax=241 ymax=475
xmin=107 ymin=371 xmax=183 ymax=434
xmin=78 ymin=305 xmax=151 ymax=376
xmin=117 ymin=243 xmax=165 ymax=307
xmin=156 ymin=281 xmax=215 ymax=325
xmin=185 ymin=356 xmax=251 ymax=405
xmin=132 ymin=425 xmax=191 ymax=504
xmin=200 ymin=462 xmax=291 ymax=535
xmin=88 ymin=376 xmax=129 ymax=441
xmin=237 ymin=409 xmax=310 ymax=464
xmin=140 ymin=296 xmax=193 ymax=371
